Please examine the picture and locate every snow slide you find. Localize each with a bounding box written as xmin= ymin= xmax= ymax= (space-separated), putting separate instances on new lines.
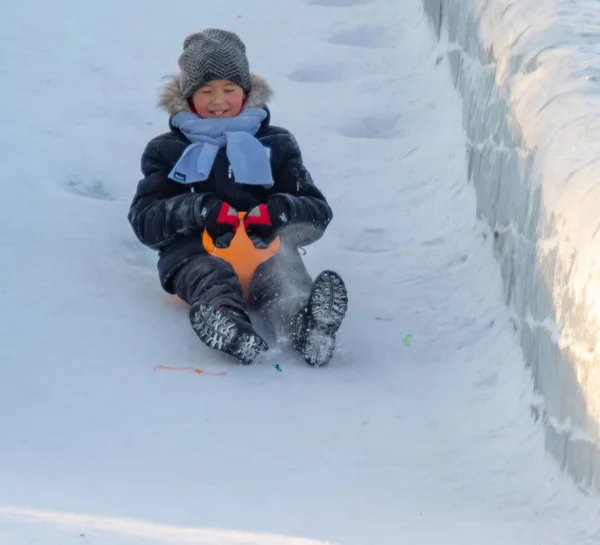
xmin=2 ymin=0 xmax=600 ymax=544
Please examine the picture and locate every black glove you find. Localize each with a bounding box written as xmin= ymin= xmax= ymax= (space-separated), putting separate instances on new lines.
xmin=244 ymin=197 xmax=290 ymax=249
xmin=198 ymin=198 xmax=240 ymax=249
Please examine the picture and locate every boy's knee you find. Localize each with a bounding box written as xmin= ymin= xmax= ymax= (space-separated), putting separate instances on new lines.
xmin=171 ymin=254 xmax=239 ymax=299
xmin=174 ymin=254 xmax=235 ymax=281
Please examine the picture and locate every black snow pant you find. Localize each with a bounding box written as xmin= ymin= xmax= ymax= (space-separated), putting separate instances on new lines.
xmin=171 ymin=244 xmax=314 ymax=338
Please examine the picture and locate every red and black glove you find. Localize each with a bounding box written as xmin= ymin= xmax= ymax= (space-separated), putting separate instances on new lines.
xmin=244 ymin=197 xmax=290 ymax=249
xmin=199 ymin=198 xmax=240 ymax=249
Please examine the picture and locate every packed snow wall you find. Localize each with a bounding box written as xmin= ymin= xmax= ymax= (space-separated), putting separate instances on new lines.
xmin=421 ymin=0 xmax=600 ymax=489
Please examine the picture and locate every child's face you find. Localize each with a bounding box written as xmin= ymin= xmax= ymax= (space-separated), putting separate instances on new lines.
xmin=192 ymin=80 xmax=246 ymax=119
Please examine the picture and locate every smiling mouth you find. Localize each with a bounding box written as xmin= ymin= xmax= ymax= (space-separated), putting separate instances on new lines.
xmin=210 ymin=110 xmax=228 ymax=117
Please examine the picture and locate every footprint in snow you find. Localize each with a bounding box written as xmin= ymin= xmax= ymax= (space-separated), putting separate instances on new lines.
xmin=422 ymin=237 xmax=445 ymax=247
xmin=328 ymin=25 xmax=395 ymax=49
xmin=475 ymin=370 xmax=498 ymax=389
xmin=338 ymin=113 xmax=402 ymax=139
xmin=309 ymin=0 xmax=373 ymax=6
xmin=66 ymin=179 xmax=114 ymax=201
xmin=340 ymin=227 xmax=396 ymax=253
xmin=288 ymin=63 xmax=351 ymax=83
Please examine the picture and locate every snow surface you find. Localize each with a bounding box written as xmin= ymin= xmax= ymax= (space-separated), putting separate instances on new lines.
xmin=2 ymin=0 xmax=600 ymax=544
xmin=422 ymin=0 xmax=600 ymax=486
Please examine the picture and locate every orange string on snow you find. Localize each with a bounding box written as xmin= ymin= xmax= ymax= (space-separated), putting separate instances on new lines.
xmin=153 ymin=365 xmax=227 ymax=376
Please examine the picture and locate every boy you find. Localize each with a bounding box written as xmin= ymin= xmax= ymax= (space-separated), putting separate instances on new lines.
xmin=128 ymin=29 xmax=348 ymax=365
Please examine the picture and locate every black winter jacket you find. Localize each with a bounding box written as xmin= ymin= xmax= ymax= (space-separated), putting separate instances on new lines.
xmin=128 ymin=74 xmax=332 ymax=292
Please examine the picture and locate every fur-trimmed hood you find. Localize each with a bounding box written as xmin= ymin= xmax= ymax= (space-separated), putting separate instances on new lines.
xmin=158 ymin=73 xmax=273 ymax=117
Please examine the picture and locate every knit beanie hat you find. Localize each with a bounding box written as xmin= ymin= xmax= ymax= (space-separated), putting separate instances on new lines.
xmin=178 ymin=29 xmax=252 ymax=99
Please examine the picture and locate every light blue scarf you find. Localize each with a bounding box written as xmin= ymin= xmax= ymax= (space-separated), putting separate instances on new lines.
xmin=168 ymin=109 xmax=273 ymax=187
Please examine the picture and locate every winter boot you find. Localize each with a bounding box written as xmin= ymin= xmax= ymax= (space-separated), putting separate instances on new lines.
xmin=189 ymin=303 xmax=268 ymax=364
xmin=292 ymin=270 xmax=348 ymax=367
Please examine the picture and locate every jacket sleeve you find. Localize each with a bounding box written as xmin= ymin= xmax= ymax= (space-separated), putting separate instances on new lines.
xmin=272 ymin=132 xmax=333 ymax=247
xmin=127 ymin=138 xmax=213 ymax=250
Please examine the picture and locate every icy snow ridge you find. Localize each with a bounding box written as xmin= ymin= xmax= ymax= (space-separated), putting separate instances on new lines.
xmin=422 ymin=0 xmax=600 ymax=489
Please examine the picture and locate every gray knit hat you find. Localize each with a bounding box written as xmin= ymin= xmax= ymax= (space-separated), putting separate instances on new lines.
xmin=178 ymin=29 xmax=251 ymax=99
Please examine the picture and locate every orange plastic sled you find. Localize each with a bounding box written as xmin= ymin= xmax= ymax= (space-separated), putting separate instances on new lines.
xmin=202 ymin=212 xmax=280 ymax=301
